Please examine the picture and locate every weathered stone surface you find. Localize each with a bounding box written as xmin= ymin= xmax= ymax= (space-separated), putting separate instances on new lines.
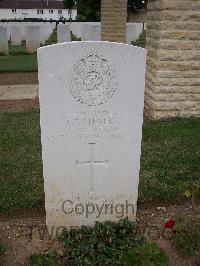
xmin=57 ymin=24 xmax=71 ymax=43
xmin=26 ymin=26 xmax=40 ymax=54
xmin=145 ymin=0 xmax=200 ymax=119
xmin=101 ymin=0 xmax=128 ymax=43
xmin=81 ymin=24 xmax=101 ymax=41
xmin=0 ymin=26 xmax=8 ymax=55
xmin=38 ymin=42 xmax=147 ymax=233
xmin=70 ymin=22 xmax=100 ymax=39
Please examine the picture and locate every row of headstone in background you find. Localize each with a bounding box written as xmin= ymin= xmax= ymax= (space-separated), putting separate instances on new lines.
xmin=1 ymin=22 xmax=145 ymax=44
xmin=0 ymin=22 xmax=56 ymax=43
xmin=56 ymin=23 xmax=102 ymax=43
xmin=56 ymin=22 xmax=146 ymax=44
xmin=57 ymin=24 xmax=71 ymax=43
xmin=0 ymin=22 xmax=56 ymax=54
xmin=25 ymin=23 xmax=56 ymax=52
xmin=26 ymin=26 xmax=40 ymax=54
xmin=0 ymin=22 xmax=146 ymax=55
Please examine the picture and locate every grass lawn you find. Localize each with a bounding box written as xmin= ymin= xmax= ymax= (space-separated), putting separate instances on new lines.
xmin=8 ymin=41 xmax=28 ymax=55
xmin=0 ymin=29 xmax=144 ymax=73
xmin=0 ymin=28 xmax=57 ymax=73
xmin=0 ymin=110 xmax=200 ymax=214
xmin=0 ymin=110 xmax=43 ymax=212
xmin=132 ymin=30 xmax=146 ymax=48
xmin=0 ymin=54 xmax=37 ymax=72
xmin=0 ymin=41 xmax=37 ymax=72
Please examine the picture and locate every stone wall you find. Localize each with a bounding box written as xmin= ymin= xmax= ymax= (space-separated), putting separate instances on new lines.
xmin=145 ymin=0 xmax=200 ymax=119
xmin=101 ymin=0 xmax=128 ymax=43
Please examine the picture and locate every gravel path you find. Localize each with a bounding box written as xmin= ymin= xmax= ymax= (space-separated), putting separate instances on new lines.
xmin=1 ymin=203 xmax=199 ymax=265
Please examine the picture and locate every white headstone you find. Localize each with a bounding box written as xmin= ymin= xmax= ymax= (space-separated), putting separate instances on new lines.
xmin=70 ymin=22 xmax=101 ymax=40
xmin=10 ymin=25 xmax=22 ymax=45
xmin=126 ymin=23 xmax=143 ymax=45
xmin=70 ymin=22 xmax=83 ymax=39
xmin=0 ymin=26 xmax=8 ymax=55
xmin=38 ymin=42 xmax=147 ymax=233
xmin=39 ymin=24 xmax=46 ymax=45
xmin=21 ymin=23 xmax=27 ymax=41
xmin=81 ymin=24 xmax=101 ymax=41
xmin=45 ymin=23 xmax=53 ymax=40
xmin=6 ymin=23 xmax=11 ymax=41
xmin=57 ymin=24 xmax=71 ymax=43
xmin=26 ymin=26 xmax=40 ymax=54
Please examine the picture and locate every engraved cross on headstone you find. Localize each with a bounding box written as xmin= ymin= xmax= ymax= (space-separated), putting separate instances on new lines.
xmin=76 ymin=143 xmax=109 ymax=193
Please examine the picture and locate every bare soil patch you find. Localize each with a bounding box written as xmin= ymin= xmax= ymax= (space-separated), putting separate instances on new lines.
xmin=1 ymin=203 xmax=200 ymax=265
xmin=0 ymin=73 xmax=38 ymax=86
xmin=0 ymin=99 xmax=39 ymax=112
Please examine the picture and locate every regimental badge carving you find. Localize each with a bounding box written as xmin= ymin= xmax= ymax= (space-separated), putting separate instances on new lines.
xmin=70 ymin=50 xmax=117 ymax=106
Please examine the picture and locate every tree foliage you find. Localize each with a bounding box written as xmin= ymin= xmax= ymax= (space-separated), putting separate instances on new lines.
xmin=128 ymin=0 xmax=148 ymax=11
xmin=76 ymin=0 xmax=101 ymax=22
xmin=63 ymin=0 xmax=75 ymax=9
xmin=63 ymin=0 xmax=148 ymax=22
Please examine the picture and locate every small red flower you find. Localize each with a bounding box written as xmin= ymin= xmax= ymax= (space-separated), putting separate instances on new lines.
xmin=165 ymin=219 xmax=175 ymax=229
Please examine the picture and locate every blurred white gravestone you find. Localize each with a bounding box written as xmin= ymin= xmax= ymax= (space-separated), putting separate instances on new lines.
xmin=57 ymin=24 xmax=71 ymax=43
xmin=40 ymin=25 xmax=46 ymax=45
xmin=70 ymin=22 xmax=83 ymax=39
xmin=81 ymin=24 xmax=101 ymax=41
xmin=6 ymin=23 xmax=11 ymax=41
xmin=10 ymin=25 xmax=21 ymax=45
xmin=0 ymin=26 xmax=8 ymax=55
xmin=126 ymin=23 xmax=143 ymax=44
xmin=38 ymin=42 xmax=147 ymax=233
xmin=26 ymin=26 xmax=40 ymax=53
xmin=45 ymin=23 xmax=54 ymax=40
xmin=21 ymin=23 xmax=27 ymax=41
